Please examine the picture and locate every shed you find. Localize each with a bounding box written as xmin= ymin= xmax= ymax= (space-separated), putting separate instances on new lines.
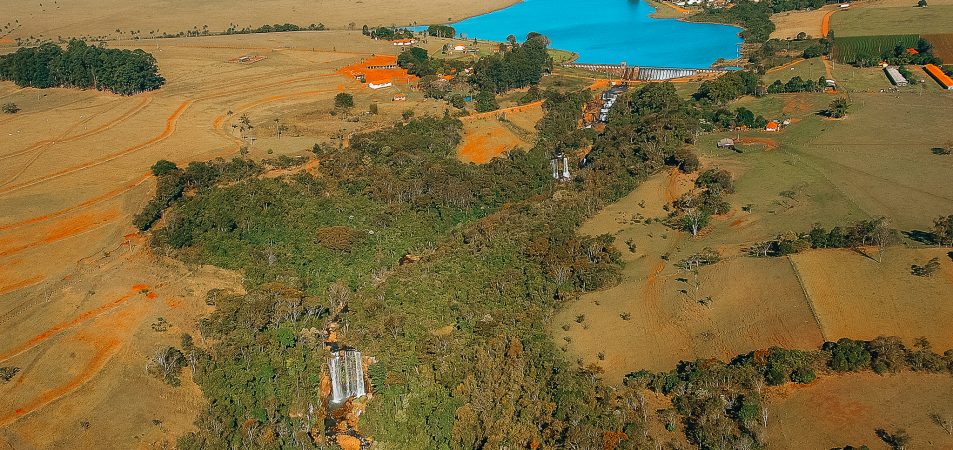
xmin=924 ymin=64 xmax=953 ymax=90
xmin=717 ymin=138 xmax=735 ymax=149
xmin=884 ymin=66 xmax=908 ymax=86
xmin=393 ymin=93 xmax=407 ymax=101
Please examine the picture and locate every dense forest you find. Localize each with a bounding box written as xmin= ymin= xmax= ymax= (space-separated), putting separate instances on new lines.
xmin=0 ymin=39 xmax=164 ymax=95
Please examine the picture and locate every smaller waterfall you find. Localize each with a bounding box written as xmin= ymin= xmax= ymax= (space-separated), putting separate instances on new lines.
xmin=328 ymin=350 xmax=366 ymax=404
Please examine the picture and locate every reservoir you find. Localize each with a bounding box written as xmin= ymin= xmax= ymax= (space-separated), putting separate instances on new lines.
xmin=451 ymin=0 xmax=743 ymax=68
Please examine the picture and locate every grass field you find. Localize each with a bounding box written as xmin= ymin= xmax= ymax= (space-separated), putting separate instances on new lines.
xmin=832 ymin=34 xmax=920 ymax=64
xmin=831 ymin=5 xmax=953 ymax=36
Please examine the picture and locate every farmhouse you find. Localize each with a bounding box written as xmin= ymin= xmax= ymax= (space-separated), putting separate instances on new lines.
xmin=924 ymin=64 xmax=953 ymax=89
xmin=392 ymin=93 xmax=406 ymax=101
xmin=884 ymin=66 xmax=908 ymax=86
xmin=368 ymin=81 xmax=393 ymax=89
xmin=392 ymin=38 xmax=417 ymax=46
xmin=765 ymin=121 xmax=780 ymax=132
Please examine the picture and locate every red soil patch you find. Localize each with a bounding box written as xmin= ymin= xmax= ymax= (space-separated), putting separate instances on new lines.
xmin=737 ymin=137 xmax=779 ymax=150
xmin=0 ymin=287 xmax=145 ymax=362
xmin=458 ymin=126 xmax=521 ymax=164
xmin=336 ymin=55 xmax=418 ymax=86
xmin=0 ymin=208 xmax=120 ymax=258
xmin=820 ymin=10 xmax=835 ymax=37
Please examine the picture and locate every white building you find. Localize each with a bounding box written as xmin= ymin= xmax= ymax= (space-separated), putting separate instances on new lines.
xmin=884 ymin=66 xmax=908 ymax=86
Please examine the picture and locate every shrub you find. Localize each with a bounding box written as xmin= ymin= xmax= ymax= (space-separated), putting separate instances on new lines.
xmin=1 ymin=102 xmax=19 ymax=114
xmin=315 ymin=226 xmax=365 ymax=252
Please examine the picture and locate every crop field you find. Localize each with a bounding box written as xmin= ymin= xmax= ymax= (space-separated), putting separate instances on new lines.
xmin=832 ymin=34 xmax=920 ymax=64
xmin=924 ymin=33 xmax=953 ymax=63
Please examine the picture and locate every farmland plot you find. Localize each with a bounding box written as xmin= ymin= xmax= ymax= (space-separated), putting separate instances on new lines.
xmin=833 ymin=35 xmax=920 ymax=64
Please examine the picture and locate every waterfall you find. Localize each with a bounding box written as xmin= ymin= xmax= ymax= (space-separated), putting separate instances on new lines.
xmin=328 ymin=350 xmax=366 ymax=404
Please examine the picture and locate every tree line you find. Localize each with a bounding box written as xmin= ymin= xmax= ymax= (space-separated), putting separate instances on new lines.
xmin=626 ymin=336 xmax=953 ymax=449
xmin=0 ymin=39 xmax=164 ymax=95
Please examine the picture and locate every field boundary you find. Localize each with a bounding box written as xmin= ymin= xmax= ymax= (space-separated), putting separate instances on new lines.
xmin=787 ymin=255 xmax=829 ymax=342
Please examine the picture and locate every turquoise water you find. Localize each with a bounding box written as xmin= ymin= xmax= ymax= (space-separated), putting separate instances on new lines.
xmin=450 ymin=0 xmax=743 ymax=68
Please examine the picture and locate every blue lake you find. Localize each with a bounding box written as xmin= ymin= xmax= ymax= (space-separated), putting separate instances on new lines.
xmin=449 ymin=0 xmax=743 ymax=68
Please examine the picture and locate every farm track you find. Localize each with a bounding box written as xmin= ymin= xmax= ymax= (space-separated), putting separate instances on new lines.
xmin=0 ymin=101 xmax=190 ymax=196
xmin=0 ymin=95 xmax=153 ymax=162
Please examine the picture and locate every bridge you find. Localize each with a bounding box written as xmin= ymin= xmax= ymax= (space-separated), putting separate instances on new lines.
xmin=562 ymin=62 xmax=728 ymax=81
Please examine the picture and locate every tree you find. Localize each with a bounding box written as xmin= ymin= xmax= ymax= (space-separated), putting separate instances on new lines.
xmin=871 ymin=217 xmax=893 ymax=262
xmin=796 ymin=31 xmax=807 ymax=40
xmin=474 ymin=90 xmax=498 ymax=112
xmin=1 ymin=102 xmax=19 ymax=114
xmin=151 ymin=159 xmax=178 ymax=176
xmin=826 ymin=98 xmax=849 ymax=118
xmin=334 ymin=92 xmax=354 ymax=109
xmin=918 ymin=0 xmax=928 ymax=7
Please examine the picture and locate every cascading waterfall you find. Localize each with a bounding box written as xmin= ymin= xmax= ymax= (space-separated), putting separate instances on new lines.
xmin=328 ymin=350 xmax=366 ymax=404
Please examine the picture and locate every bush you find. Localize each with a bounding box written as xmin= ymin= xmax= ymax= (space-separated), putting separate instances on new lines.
xmin=334 ymin=92 xmax=354 ymax=108
xmin=315 ymin=226 xmax=365 ymax=252
xmin=1 ymin=102 xmax=19 ymax=114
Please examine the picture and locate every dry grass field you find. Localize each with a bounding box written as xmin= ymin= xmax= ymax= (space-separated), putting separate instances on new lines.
xmin=0 ymin=0 xmax=519 ymax=43
xmin=770 ymin=5 xmax=837 ymax=40
xmin=765 ymin=372 xmax=953 ymax=449
xmin=0 ymin=29 xmax=465 ymax=448
xmin=792 ymin=248 xmax=953 ymax=349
